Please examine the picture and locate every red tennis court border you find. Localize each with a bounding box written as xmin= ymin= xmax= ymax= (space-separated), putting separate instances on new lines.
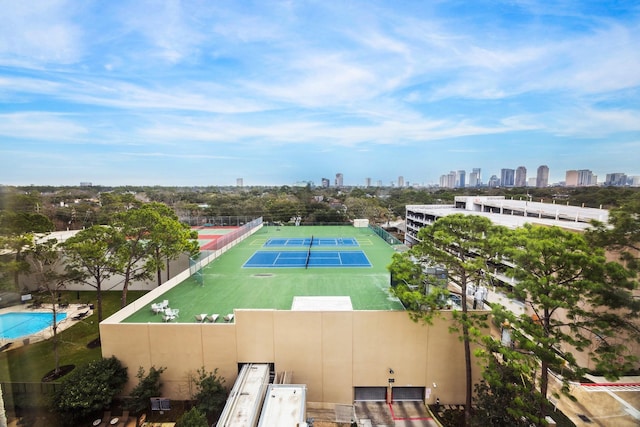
xmin=201 ymin=236 xmax=223 ymax=251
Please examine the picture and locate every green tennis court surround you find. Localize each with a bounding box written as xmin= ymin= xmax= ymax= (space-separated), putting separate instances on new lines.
xmin=123 ymin=225 xmax=404 ymax=323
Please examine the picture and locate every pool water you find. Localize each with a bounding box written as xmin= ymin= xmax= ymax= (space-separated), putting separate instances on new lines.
xmin=0 ymin=312 xmax=68 ymax=339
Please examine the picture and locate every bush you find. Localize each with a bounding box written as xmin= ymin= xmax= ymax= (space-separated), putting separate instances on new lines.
xmin=51 ymin=356 xmax=127 ymax=424
xmin=126 ymin=366 xmax=166 ymax=415
xmin=176 ymin=407 xmax=208 ymax=427
xmin=191 ymin=367 xmax=227 ymax=422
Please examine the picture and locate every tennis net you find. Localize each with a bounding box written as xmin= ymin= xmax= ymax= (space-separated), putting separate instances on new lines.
xmin=305 ymin=235 xmax=313 ymax=268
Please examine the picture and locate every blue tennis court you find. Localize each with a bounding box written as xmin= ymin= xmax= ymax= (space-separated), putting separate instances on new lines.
xmin=264 ymin=237 xmax=358 ymax=247
xmin=243 ymin=250 xmax=371 ymax=268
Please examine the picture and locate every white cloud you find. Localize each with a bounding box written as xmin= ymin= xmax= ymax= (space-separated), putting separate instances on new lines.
xmin=0 ymin=112 xmax=87 ymax=140
xmin=0 ymin=0 xmax=83 ymax=66
xmin=547 ymin=107 xmax=640 ymax=137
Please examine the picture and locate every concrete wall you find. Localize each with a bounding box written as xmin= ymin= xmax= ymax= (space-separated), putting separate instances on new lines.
xmin=19 ymin=252 xmax=191 ymax=292
xmin=100 ymin=309 xmax=478 ymax=405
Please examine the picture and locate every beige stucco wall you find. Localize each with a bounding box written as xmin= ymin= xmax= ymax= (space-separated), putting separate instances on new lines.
xmin=101 ymin=309 xmax=480 ymax=405
xmin=19 ymin=252 xmax=190 ymax=292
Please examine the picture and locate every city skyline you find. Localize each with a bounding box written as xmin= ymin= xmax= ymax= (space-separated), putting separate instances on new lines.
xmin=435 ymin=165 xmax=636 ymax=189
xmin=1 ymin=1 xmax=639 ymax=187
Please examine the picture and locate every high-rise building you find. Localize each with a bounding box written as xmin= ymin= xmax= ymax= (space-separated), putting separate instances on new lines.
xmin=527 ymin=177 xmax=537 ymax=187
xmin=577 ymin=170 xmax=596 ymax=186
xmin=469 ymin=168 xmax=481 ymax=187
xmin=335 ymin=173 xmax=344 ymax=187
xmin=515 ymin=166 xmax=527 ymax=187
xmin=398 ymin=176 xmax=404 ymax=188
xmin=536 ymin=165 xmax=549 ymax=188
xmin=236 ymin=178 xmax=243 ymax=187
xmin=376 ymin=180 xmax=383 ymax=187
xmin=439 ymin=171 xmax=456 ymax=188
xmin=488 ymin=175 xmax=499 ymax=188
xmin=456 ymin=170 xmax=466 ymax=188
xmin=500 ymin=169 xmax=515 ymax=187
xmin=365 ymin=177 xmax=372 ymax=187
xmin=565 ymin=170 xmax=579 ymax=186
xmin=605 ymin=173 xmax=627 ymax=186
xmin=321 ymin=178 xmax=330 ymax=188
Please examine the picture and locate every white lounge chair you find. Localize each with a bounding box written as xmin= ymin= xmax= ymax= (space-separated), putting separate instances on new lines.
xmin=195 ymin=314 xmax=207 ymax=323
xmin=162 ymin=313 xmax=175 ymax=322
xmin=171 ymin=308 xmax=179 ymax=318
xmin=223 ymin=314 xmax=234 ymax=323
xmin=208 ymin=314 xmax=219 ymax=323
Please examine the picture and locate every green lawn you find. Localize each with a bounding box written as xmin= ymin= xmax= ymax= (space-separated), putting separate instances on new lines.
xmin=125 ymin=225 xmax=404 ymax=323
xmin=0 ymin=290 xmax=145 ymax=384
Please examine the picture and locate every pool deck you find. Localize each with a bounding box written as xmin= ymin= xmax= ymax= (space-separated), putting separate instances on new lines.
xmin=0 ymin=303 xmax=94 ymax=350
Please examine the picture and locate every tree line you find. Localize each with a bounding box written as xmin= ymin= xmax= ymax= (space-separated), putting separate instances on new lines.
xmin=2 ymin=185 xmax=638 ymax=232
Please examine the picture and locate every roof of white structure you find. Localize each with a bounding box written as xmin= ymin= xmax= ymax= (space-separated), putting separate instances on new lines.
xmin=407 ymin=196 xmax=609 ymax=231
xmin=257 ymin=384 xmax=307 ymax=427
xmin=217 ymin=364 xmax=270 ymax=427
xmin=34 ymin=229 xmax=81 ymax=243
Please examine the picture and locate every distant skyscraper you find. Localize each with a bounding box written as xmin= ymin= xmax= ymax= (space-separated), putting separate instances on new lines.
xmin=565 ymin=170 xmax=579 ymax=186
xmin=605 ymin=173 xmax=627 ymax=186
xmin=469 ymin=168 xmax=481 ymax=187
xmin=536 ymin=165 xmax=549 ymax=188
xmin=488 ymin=175 xmax=499 ymax=188
xmin=321 ymin=178 xmax=330 ymax=188
xmin=473 ymin=168 xmax=481 ymax=185
xmin=527 ymin=177 xmax=536 ymax=187
xmin=456 ymin=170 xmax=466 ymax=188
xmin=441 ymin=171 xmax=456 ymax=188
xmin=515 ymin=166 xmax=527 ymax=187
xmin=577 ymin=169 xmax=595 ymax=186
xmin=365 ymin=177 xmax=372 ymax=187
xmin=398 ymin=176 xmax=404 ymax=187
xmin=335 ymin=173 xmax=343 ymax=187
xmin=236 ymin=178 xmax=243 ymax=187
xmin=376 ymin=180 xmax=383 ymax=187
xmin=500 ymin=168 xmax=515 ymax=187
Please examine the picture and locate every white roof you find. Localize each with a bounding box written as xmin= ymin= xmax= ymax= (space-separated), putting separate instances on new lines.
xmin=257 ymin=384 xmax=306 ymax=427
xmin=291 ymin=296 xmax=353 ymax=311
xmin=407 ymin=196 xmax=609 ymax=231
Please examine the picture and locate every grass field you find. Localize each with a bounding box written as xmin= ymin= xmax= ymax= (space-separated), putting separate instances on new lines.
xmin=124 ymin=225 xmax=404 ymax=323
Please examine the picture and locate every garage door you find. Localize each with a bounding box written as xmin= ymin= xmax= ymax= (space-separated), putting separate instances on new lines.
xmin=392 ymin=387 xmax=424 ymax=401
xmin=354 ymin=387 xmax=387 ymax=402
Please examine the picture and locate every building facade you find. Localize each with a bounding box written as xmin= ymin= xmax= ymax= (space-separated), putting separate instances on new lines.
xmin=536 ymin=165 xmax=549 ymax=188
xmin=500 ymin=168 xmax=515 ymax=187
xmin=515 ymin=166 xmax=527 ymax=187
xmin=456 ymin=170 xmax=466 ymax=188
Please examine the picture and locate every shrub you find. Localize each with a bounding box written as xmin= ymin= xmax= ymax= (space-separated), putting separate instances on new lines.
xmin=51 ymin=356 xmax=127 ymax=424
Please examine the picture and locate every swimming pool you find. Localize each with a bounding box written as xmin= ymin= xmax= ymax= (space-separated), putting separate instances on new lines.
xmin=0 ymin=312 xmax=68 ymax=340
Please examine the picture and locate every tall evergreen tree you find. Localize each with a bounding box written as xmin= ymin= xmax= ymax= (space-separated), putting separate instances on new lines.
xmin=63 ymin=225 xmax=123 ymax=321
xmin=503 ymin=224 xmax=639 ymax=422
xmin=391 ymin=214 xmax=504 ymax=426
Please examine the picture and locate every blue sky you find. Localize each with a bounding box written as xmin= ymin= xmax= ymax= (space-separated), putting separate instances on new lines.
xmin=1 ymin=0 xmax=639 ymax=187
